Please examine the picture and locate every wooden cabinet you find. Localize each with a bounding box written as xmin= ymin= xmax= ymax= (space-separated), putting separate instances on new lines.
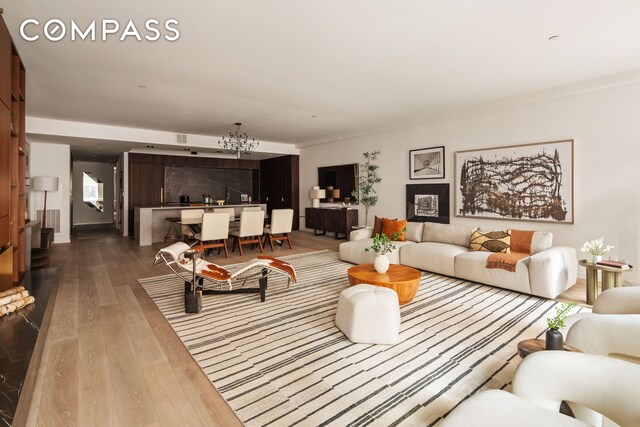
xmin=260 ymin=155 xmax=299 ymax=230
xmin=305 ymin=207 xmax=358 ymax=240
xmin=128 ymin=155 xmax=164 ymax=234
xmin=0 ymin=12 xmax=27 ymax=286
xmin=0 ymin=17 xmax=11 ymax=109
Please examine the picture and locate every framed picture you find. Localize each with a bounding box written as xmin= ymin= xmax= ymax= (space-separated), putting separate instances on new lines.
xmin=454 ymin=139 xmax=574 ymax=223
xmin=406 ymin=184 xmax=450 ymax=224
xmin=410 ymin=146 xmax=445 ymax=179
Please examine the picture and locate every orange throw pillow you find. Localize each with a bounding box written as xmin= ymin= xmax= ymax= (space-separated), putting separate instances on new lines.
xmin=382 ymin=218 xmax=407 ymax=241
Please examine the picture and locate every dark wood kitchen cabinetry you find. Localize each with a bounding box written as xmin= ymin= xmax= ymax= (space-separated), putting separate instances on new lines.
xmin=128 ymin=154 xmax=164 ymax=234
xmin=260 ymin=155 xmax=299 ymax=230
xmin=0 ymin=11 xmax=27 ymax=287
xmin=305 ymin=207 xmax=358 ymax=240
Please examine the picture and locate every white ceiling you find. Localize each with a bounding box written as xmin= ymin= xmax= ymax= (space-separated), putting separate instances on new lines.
xmin=3 ymin=1 xmax=640 ymax=145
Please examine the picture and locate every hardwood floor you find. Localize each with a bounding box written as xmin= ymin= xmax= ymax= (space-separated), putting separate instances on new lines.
xmin=14 ymin=227 xmax=586 ymax=426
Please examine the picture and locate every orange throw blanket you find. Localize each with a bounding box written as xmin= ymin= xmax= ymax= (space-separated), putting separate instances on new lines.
xmin=486 ymin=230 xmax=535 ymax=272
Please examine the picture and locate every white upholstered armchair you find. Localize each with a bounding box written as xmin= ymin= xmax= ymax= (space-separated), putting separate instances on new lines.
xmin=564 ymin=286 xmax=640 ymax=362
xmin=441 ymin=351 xmax=640 ymax=427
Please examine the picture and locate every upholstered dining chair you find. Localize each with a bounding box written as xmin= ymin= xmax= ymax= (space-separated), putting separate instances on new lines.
xmin=214 ymin=207 xmax=236 ymax=222
xmin=243 ymin=206 xmax=262 ymax=212
xmin=263 ymin=209 xmax=293 ymax=251
xmin=229 ymin=210 xmax=265 ymax=255
xmin=180 ymin=209 xmax=204 ymax=242
xmin=194 ymin=212 xmax=230 ymax=258
xmin=440 ymin=351 xmax=640 ymax=427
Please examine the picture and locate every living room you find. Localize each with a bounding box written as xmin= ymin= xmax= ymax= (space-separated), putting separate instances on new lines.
xmin=0 ymin=2 xmax=639 ymax=426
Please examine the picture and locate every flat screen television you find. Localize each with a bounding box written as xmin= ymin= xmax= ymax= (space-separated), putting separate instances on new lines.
xmin=318 ymin=164 xmax=358 ymax=202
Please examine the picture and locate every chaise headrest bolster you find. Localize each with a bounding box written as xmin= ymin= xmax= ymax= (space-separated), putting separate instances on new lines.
xmin=159 ymin=242 xmax=190 ymax=261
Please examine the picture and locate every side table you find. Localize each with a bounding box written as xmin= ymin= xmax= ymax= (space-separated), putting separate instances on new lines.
xmin=578 ymin=260 xmax=634 ymax=305
xmin=517 ymin=338 xmax=580 ymax=359
xmin=183 ymin=247 xmax=204 ymax=313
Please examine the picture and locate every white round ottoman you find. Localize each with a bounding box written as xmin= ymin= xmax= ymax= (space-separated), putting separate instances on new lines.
xmin=335 ymin=284 xmax=401 ymax=345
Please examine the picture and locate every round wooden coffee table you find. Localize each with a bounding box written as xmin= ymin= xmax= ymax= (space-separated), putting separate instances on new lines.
xmin=347 ymin=264 xmax=421 ymax=304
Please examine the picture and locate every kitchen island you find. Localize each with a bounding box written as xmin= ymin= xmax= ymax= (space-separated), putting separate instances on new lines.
xmin=134 ymin=204 xmax=267 ymax=246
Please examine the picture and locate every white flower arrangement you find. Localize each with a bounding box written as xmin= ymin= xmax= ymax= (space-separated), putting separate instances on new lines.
xmin=580 ymin=237 xmax=614 ymax=256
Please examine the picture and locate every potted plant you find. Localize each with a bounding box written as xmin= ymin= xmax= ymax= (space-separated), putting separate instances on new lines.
xmin=580 ymin=237 xmax=614 ymax=264
xmin=352 ymin=150 xmax=381 ymax=227
xmin=365 ymin=229 xmax=404 ymax=273
xmin=545 ymin=302 xmax=576 ymax=350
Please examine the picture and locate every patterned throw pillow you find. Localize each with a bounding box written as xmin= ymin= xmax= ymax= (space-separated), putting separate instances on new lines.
xmin=469 ymin=230 xmax=511 ymax=253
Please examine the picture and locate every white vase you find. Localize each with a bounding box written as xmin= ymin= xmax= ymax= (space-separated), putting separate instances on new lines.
xmin=374 ymin=254 xmax=390 ymax=274
xmin=592 ymin=255 xmax=603 ymax=264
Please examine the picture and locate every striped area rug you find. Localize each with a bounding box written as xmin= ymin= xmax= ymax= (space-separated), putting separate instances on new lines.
xmin=140 ymin=250 xmax=587 ymax=427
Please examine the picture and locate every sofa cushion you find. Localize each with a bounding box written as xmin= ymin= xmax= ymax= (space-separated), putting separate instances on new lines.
xmin=454 ymin=251 xmax=531 ymax=294
xmin=405 ymin=222 xmax=424 ymax=243
xmin=400 ymin=242 xmax=469 ymax=277
xmin=372 ymin=216 xmax=384 ymax=236
xmin=531 ymin=231 xmax=553 ymax=255
xmin=382 ymin=218 xmax=407 ymax=241
xmin=422 ymin=223 xmax=477 ymax=247
xmin=470 ymin=229 xmax=512 ymax=253
xmin=339 ymin=238 xmax=415 ymax=265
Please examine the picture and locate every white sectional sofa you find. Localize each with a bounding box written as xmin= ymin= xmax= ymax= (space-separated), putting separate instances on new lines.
xmin=339 ymin=222 xmax=578 ymax=299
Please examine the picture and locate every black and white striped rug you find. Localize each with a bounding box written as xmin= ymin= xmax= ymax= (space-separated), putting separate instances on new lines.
xmin=140 ymin=250 xmax=586 ymax=427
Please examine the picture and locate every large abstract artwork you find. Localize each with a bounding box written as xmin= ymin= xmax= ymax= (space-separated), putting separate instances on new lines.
xmin=455 ymin=140 xmax=573 ymax=223
xmin=406 ymin=184 xmax=450 ymax=224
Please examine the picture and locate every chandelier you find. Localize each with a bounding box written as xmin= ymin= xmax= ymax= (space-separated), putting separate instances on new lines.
xmin=218 ymin=122 xmax=259 ymax=158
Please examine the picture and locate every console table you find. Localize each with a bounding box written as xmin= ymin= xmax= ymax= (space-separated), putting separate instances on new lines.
xmin=305 ymin=207 xmax=358 ymax=240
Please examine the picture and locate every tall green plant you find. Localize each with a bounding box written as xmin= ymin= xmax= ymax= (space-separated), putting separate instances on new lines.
xmin=352 ymin=150 xmax=381 ymax=227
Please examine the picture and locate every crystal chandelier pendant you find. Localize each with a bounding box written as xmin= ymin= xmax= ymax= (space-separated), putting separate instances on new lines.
xmin=218 ymin=122 xmax=259 ymax=158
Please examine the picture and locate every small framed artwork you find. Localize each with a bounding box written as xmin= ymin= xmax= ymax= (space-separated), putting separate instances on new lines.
xmin=410 ymin=146 xmax=445 ymax=179
xmin=406 ymin=183 xmax=450 ymax=224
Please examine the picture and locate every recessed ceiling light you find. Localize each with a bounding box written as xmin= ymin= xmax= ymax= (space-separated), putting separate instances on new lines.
xmin=548 ymin=35 xmax=560 ymax=41
xmin=138 ymin=84 xmax=147 ymax=89
xmin=311 ymin=115 xmax=317 ymax=118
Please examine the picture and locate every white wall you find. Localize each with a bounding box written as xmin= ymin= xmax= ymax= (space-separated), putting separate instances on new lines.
xmin=29 ymin=142 xmax=71 ymax=244
xmin=300 ymin=80 xmax=640 ymax=284
xmin=72 ymin=160 xmax=115 ymax=225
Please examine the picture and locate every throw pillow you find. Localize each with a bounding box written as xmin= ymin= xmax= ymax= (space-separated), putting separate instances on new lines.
xmin=382 ymin=218 xmax=407 ymax=241
xmin=469 ymin=230 xmax=511 ymax=253
xmin=372 ymin=216 xmax=384 ymax=236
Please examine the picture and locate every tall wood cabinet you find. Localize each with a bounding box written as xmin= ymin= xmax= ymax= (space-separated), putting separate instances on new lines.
xmin=260 ymin=155 xmax=300 ymax=230
xmin=0 ymin=11 xmax=27 ymax=288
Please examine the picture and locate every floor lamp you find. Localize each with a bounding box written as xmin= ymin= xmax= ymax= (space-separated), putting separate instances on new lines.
xmin=32 ymin=176 xmax=59 ymax=229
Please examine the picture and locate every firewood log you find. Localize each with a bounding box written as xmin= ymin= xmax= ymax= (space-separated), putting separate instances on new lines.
xmin=0 ymin=286 xmax=26 ymax=299
xmin=0 ymin=296 xmax=35 ymax=317
xmin=0 ymin=290 xmax=30 ymax=307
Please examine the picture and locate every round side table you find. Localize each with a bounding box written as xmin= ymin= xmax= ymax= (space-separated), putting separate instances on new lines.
xmin=517 ymin=338 xmax=580 ymax=359
xmin=578 ymin=260 xmax=634 ymax=305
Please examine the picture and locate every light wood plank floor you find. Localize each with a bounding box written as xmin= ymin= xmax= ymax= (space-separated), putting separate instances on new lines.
xmin=14 ymin=227 xmax=586 ymax=426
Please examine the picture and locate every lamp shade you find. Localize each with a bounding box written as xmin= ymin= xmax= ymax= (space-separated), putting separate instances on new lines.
xmin=32 ymin=176 xmax=59 ymax=192
xmin=309 ymin=187 xmax=326 ymax=199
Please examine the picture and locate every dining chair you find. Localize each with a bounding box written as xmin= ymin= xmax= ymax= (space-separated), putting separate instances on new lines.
xmin=229 ymin=210 xmax=265 ymax=255
xmin=263 ymin=209 xmax=294 ymax=251
xmin=214 ymin=207 xmax=236 ymax=222
xmin=194 ymin=212 xmax=230 ymax=258
xmin=243 ymin=206 xmax=262 ymax=212
xmin=180 ymin=209 xmax=204 ymax=242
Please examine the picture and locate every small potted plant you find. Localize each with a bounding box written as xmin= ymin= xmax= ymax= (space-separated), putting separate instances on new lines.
xmin=365 ymin=229 xmax=404 ymax=273
xmin=580 ymin=237 xmax=614 ymax=264
xmin=365 ymin=233 xmax=395 ymax=273
xmin=545 ymin=302 xmax=576 ymax=350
